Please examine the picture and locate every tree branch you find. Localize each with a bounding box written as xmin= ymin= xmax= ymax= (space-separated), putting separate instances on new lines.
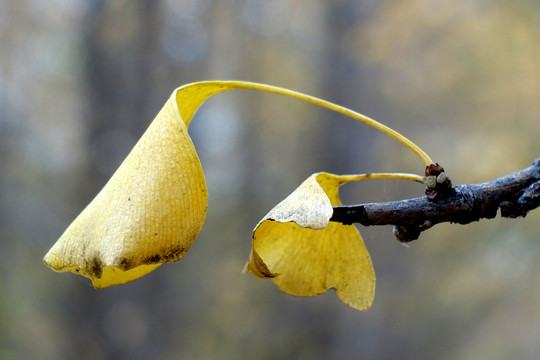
xmin=330 ymin=158 xmax=540 ymax=242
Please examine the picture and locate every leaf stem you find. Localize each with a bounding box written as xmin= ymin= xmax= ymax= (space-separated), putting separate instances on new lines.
xmin=176 ymin=81 xmax=434 ymax=166
xmin=336 ymin=173 xmax=426 ymax=184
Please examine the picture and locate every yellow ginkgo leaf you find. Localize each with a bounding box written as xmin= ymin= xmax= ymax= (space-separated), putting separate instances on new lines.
xmin=244 ymin=172 xmax=424 ymax=310
xmin=43 ymin=92 xmax=208 ymax=288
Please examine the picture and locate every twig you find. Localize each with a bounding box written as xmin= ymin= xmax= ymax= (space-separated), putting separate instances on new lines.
xmin=330 ymin=158 xmax=540 ymax=242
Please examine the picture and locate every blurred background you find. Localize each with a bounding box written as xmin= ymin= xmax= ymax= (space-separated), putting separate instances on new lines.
xmin=1 ymin=0 xmax=539 ymax=359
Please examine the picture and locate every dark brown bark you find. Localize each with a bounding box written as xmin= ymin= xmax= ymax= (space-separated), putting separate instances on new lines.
xmin=331 ymin=158 xmax=540 ymax=242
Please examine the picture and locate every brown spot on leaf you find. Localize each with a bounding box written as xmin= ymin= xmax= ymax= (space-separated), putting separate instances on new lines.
xmin=119 ymin=258 xmax=133 ymax=271
xmin=85 ymin=255 xmax=103 ymax=279
xmin=143 ymin=246 xmax=187 ymax=264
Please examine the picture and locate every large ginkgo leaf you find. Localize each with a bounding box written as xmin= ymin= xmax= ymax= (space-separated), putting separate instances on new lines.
xmin=43 ymin=90 xmax=209 ymax=288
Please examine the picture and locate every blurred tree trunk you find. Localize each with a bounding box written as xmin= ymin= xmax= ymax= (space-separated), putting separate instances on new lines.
xmin=83 ymin=0 xmax=162 ymax=185
xmin=65 ymin=1 xmax=165 ymax=358
xmin=319 ymin=1 xmax=379 ymax=174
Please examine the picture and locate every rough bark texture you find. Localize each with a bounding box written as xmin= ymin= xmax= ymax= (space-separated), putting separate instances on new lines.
xmin=331 ymin=158 xmax=540 ymax=242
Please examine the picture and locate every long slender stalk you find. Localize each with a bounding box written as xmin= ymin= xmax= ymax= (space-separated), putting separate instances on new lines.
xmin=336 ymin=172 xmax=426 ymax=184
xmin=179 ymin=81 xmax=434 ymax=167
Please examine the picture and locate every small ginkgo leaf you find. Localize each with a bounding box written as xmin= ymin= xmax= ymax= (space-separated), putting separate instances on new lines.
xmin=244 ymin=172 xmax=425 ymax=311
xmin=43 ymin=91 xmax=208 ymax=288
xmin=244 ymin=173 xmax=374 ymax=310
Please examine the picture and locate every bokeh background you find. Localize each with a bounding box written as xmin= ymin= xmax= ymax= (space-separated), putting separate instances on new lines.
xmin=1 ymin=0 xmax=539 ymax=359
